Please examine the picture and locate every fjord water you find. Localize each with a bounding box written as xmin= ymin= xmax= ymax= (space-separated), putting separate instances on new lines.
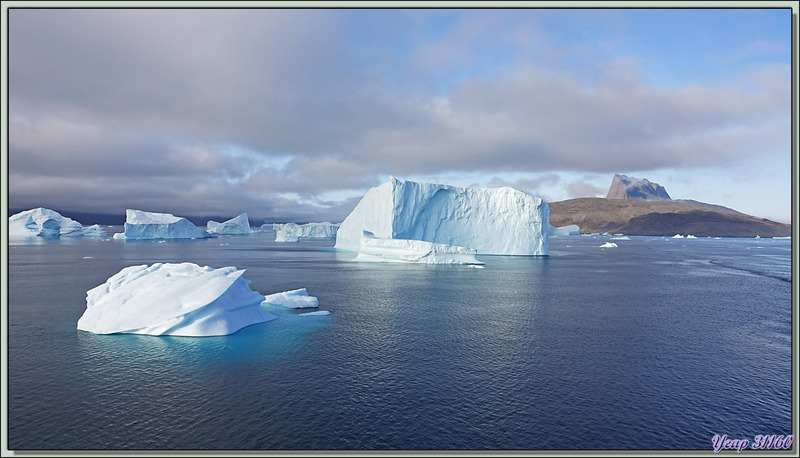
xmin=8 ymin=230 xmax=792 ymax=450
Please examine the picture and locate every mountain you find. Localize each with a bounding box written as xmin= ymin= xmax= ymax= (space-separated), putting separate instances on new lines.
xmin=606 ymin=174 xmax=671 ymax=200
xmin=549 ymin=198 xmax=790 ymax=237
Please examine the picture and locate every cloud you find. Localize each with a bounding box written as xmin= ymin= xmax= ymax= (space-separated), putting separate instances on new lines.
xmin=7 ymin=9 xmax=791 ymax=221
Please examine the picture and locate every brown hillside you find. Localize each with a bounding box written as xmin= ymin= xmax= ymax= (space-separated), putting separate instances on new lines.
xmin=549 ymin=198 xmax=790 ymax=237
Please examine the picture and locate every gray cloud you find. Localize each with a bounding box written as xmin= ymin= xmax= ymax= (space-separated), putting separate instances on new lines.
xmin=8 ymin=9 xmax=791 ymax=221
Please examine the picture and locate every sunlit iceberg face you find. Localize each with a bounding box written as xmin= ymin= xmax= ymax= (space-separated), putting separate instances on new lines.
xmin=335 ymin=177 xmax=549 ymax=256
xmin=77 ymin=263 xmax=275 ymax=337
xmin=113 ymin=209 xmax=210 ymax=240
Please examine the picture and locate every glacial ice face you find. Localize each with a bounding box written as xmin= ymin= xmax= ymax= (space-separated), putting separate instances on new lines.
xmin=354 ymin=231 xmax=484 ymax=264
xmin=207 ymin=213 xmax=257 ymax=235
xmin=114 ymin=209 xmax=210 ymax=240
xmin=9 ymin=208 xmax=98 ymax=238
xmin=77 ymin=263 xmax=276 ymax=336
xmin=335 ymin=177 xmax=549 ymax=255
xmin=273 ymin=222 xmax=339 ymax=242
xmin=262 ymin=288 xmax=319 ymax=308
xmin=550 ymin=224 xmax=580 ymax=236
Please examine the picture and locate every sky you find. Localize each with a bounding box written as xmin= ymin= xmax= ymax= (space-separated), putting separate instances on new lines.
xmin=6 ymin=7 xmax=793 ymax=223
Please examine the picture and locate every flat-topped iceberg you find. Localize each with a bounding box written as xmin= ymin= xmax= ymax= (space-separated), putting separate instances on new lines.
xmin=273 ymin=222 xmax=339 ymax=242
xmin=77 ymin=263 xmax=276 ymax=336
xmin=354 ymin=231 xmax=484 ymax=264
xmin=262 ymin=288 xmax=319 ymax=309
xmin=336 ymin=177 xmax=549 ymax=255
xmin=207 ymin=213 xmax=257 ymax=235
xmin=9 ymin=207 xmax=106 ymax=238
xmin=113 ymin=209 xmax=210 ymax=240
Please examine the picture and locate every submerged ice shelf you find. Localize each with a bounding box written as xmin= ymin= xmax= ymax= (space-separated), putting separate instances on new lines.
xmin=353 ymin=231 xmax=484 ymax=265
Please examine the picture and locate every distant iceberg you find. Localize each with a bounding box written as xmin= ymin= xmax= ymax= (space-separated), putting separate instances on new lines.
xmin=671 ymin=234 xmax=684 ymax=239
xmin=336 ymin=177 xmax=549 ymax=255
xmin=600 ymin=242 xmax=618 ymax=248
xmin=207 ymin=213 xmax=258 ymax=235
xmin=77 ymin=263 xmax=276 ymax=336
xmin=273 ymin=222 xmax=339 ymax=242
xmin=549 ymin=224 xmax=580 ymax=236
xmin=354 ymin=231 xmax=484 ymax=265
xmin=299 ymin=311 xmax=330 ymax=316
xmin=262 ymin=288 xmax=319 ymax=309
xmin=113 ymin=209 xmax=210 ymax=240
xmin=9 ymin=207 xmax=106 ymax=238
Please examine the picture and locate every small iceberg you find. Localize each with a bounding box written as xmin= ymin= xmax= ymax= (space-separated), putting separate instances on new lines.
xmin=273 ymin=222 xmax=339 ymax=242
xmin=77 ymin=263 xmax=276 ymax=336
xmin=599 ymin=242 xmax=618 ymax=248
xmin=262 ymin=288 xmax=319 ymax=309
xmin=9 ymin=208 xmax=106 ymax=239
xmin=207 ymin=213 xmax=258 ymax=235
xmin=611 ymin=236 xmax=630 ymax=240
xmin=113 ymin=209 xmax=211 ymax=240
xmin=672 ymin=234 xmax=684 ymax=239
xmin=549 ymin=224 xmax=580 ymax=236
xmin=354 ymin=231 xmax=484 ymax=265
xmin=686 ymin=235 xmax=697 ymax=239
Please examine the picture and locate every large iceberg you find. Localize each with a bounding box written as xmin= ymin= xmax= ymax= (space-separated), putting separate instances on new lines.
xmin=9 ymin=207 xmax=106 ymax=238
xmin=335 ymin=177 xmax=549 ymax=255
xmin=77 ymin=263 xmax=276 ymax=336
xmin=273 ymin=222 xmax=339 ymax=242
xmin=113 ymin=209 xmax=210 ymax=240
xmin=207 ymin=213 xmax=257 ymax=235
xmin=354 ymin=231 xmax=484 ymax=264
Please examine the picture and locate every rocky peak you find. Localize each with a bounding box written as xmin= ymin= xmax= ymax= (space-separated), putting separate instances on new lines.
xmin=605 ymin=174 xmax=671 ymax=201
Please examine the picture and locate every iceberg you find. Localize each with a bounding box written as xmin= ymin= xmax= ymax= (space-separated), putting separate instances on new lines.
xmin=336 ymin=177 xmax=549 ymax=255
xmin=207 ymin=213 xmax=257 ymax=235
xmin=299 ymin=311 xmax=331 ymax=316
xmin=273 ymin=222 xmax=339 ymax=242
xmin=354 ymin=231 xmax=484 ymax=265
xmin=113 ymin=209 xmax=210 ymax=240
xmin=262 ymin=288 xmax=319 ymax=309
xmin=549 ymin=224 xmax=580 ymax=236
xmin=77 ymin=263 xmax=276 ymax=336
xmin=600 ymin=242 xmax=618 ymax=248
xmin=9 ymin=207 xmax=104 ymax=238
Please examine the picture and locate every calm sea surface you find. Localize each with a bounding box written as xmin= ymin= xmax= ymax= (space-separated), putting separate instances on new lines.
xmin=7 ymin=229 xmax=793 ymax=451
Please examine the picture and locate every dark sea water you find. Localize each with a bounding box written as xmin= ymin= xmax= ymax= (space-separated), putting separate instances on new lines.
xmin=7 ymin=229 xmax=793 ymax=451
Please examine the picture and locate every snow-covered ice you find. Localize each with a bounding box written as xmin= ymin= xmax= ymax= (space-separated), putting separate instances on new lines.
xmin=77 ymin=263 xmax=276 ymax=336
xmin=299 ymin=311 xmax=331 ymax=316
xmin=262 ymin=288 xmax=319 ymax=309
xmin=9 ymin=208 xmax=105 ymax=238
xmin=549 ymin=224 xmax=580 ymax=236
xmin=336 ymin=177 xmax=549 ymax=255
xmin=207 ymin=213 xmax=258 ymax=235
xmin=273 ymin=222 xmax=339 ymax=242
xmin=354 ymin=231 xmax=484 ymax=265
xmin=600 ymin=242 xmax=618 ymax=248
xmin=113 ymin=209 xmax=210 ymax=240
